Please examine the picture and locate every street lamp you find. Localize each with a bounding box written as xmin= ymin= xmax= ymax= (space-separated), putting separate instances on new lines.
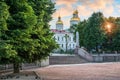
xmin=64 ymin=34 xmax=69 ymax=53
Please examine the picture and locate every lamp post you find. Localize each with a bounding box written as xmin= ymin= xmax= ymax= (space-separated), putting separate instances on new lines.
xmin=64 ymin=34 xmax=69 ymax=53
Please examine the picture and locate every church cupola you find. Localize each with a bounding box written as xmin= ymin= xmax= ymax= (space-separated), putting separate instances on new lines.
xmin=56 ymin=16 xmax=63 ymax=30
xmin=70 ymin=10 xmax=80 ymax=26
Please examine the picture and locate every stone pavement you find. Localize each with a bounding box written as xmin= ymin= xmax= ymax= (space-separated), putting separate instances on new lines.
xmin=0 ymin=71 xmax=40 ymax=80
xmin=35 ymin=62 xmax=120 ymax=80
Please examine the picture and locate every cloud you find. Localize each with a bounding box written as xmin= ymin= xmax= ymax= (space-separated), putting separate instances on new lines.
xmin=79 ymin=0 xmax=111 ymax=9
xmin=52 ymin=6 xmax=73 ymax=18
xmin=116 ymin=5 xmax=120 ymax=12
xmin=103 ymin=5 xmax=114 ymax=17
xmin=55 ymin=0 xmax=78 ymax=7
xmin=53 ymin=0 xmax=114 ymax=18
xmin=50 ymin=0 xmax=118 ymax=29
xmin=77 ymin=0 xmax=114 ymax=16
xmin=52 ymin=0 xmax=78 ymax=18
xmin=77 ymin=5 xmax=91 ymax=17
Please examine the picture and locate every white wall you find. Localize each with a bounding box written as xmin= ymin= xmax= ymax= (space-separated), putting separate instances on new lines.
xmin=56 ymin=24 xmax=63 ymax=30
xmin=70 ymin=20 xmax=79 ymax=26
xmin=54 ymin=33 xmax=76 ymax=51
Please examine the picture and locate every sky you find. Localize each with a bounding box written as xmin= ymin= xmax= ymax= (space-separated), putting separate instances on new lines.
xmin=50 ymin=0 xmax=120 ymax=29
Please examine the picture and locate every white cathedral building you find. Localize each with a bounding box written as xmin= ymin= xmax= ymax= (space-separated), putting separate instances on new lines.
xmin=51 ymin=10 xmax=80 ymax=51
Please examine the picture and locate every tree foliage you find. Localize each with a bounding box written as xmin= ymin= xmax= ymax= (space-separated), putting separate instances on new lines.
xmin=77 ymin=20 xmax=87 ymax=47
xmin=0 ymin=0 xmax=58 ymax=73
xmin=77 ymin=12 xmax=105 ymax=51
xmin=0 ymin=1 xmax=10 ymax=63
xmin=112 ymin=17 xmax=120 ymax=51
xmin=76 ymin=12 xmax=120 ymax=52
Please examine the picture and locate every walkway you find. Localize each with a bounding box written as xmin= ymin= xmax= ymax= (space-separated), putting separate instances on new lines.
xmin=35 ymin=62 xmax=120 ymax=80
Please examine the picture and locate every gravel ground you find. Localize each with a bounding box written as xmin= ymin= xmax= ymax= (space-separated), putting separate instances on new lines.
xmin=35 ymin=62 xmax=120 ymax=80
xmin=0 ymin=71 xmax=40 ymax=80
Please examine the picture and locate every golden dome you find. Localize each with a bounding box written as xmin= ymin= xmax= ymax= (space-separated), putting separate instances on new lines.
xmin=73 ymin=10 xmax=78 ymax=14
xmin=71 ymin=17 xmax=80 ymax=21
xmin=70 ymin=10 xmax=80 ymax=21
xmin=56 ymin=20 xmax=63 ymax=24
xmin=56 ymin=16 xmax=63 ymax=24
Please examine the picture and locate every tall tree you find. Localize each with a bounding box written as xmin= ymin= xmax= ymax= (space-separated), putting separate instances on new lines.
xmin=0 ymin=1 xmax=10 ymax=64
xmin=83 ymin=12 xmax=105 ymax=51
xmin=102 ymin=16 xmax=118 ymax=51
xmin=77 ymin=20 xmax=87 ymax=47
xmin=112 ymin=17 xmax=120 ymax=51
xmin=0 ymin=0 xmax=57 ymax=73
xmin=3 ymin=0 xmax=37 ymax=73
xmin=28 ymin=0 xmax=58 ymax=57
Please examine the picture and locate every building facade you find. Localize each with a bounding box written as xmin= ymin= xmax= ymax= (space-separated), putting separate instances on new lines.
xmin=51 ymin=10 xmax=80 ymax=51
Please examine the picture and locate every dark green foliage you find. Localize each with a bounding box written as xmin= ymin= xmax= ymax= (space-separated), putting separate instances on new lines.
xmin=0 ymin=1 xmax=12 ymax=63
xmin=112 ymin=17 xmax=120 ymax=51
xmin=0 ymin=0 xmax=58 ymax=73
xmin=3 ymin=0 xmax=37 ymax=63
xmin=75 ymin=12 xmax=120 ymax=52
xmin=85 ymin=12 xmax=105 ymax=51
xmin=77 ymin=20 xmax=87 ymax=47
xmin=28 ymin=0 xmax=58 ymax=61
xmin=102 ymin=17 xmax=120 ymax=51
xmin=77 ymin=12 xmax=105 ymax=51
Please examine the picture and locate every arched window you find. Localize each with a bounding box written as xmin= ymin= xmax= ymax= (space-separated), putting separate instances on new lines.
xmin=62 ymin=44 xmax=63 ymax=48
xmin=69 ymin=44 xmax=71 ymax=48
xmin=62 ymin=37 xmax=64 ymax=41
xmin=69 ymin=37 xmax=71 ymax=41
xmin=73 ymin=44 xmax=74 ymax=48
xmin=58 ymin=36 xmax=59 ymax=41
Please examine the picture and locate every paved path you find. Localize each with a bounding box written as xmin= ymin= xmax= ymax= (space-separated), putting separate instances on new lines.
xmin=35 ymin=62 xmax=120 ymax=80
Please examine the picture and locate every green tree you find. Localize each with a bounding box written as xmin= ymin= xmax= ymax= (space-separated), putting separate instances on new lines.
xmin=3 ymin=0 xmax=37 ymax=73
xmin=112 ymin=17 xmax=120 ymax=51
xmin=0 ymin=1 xmax=10 ymax=64
xmin=0 ymin=0 xmax=57 ymax=73
xmin=77 ymin=20 xmax=87 ymax=47
xmin=102 ymin=16 xmax=118 ymax=51
xmin=83 ymin=12 xmax=105 ymax=51
xmin=28 ymin=0 xmax=57 ymax=56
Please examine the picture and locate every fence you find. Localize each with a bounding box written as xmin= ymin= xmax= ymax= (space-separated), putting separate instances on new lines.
xmin=92 ymin=53 xmax=120 ymax=62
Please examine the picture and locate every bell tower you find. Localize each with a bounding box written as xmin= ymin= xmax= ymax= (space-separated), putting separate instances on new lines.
xmin=70 ymin=10 xmax=80 ymax=26
xmin=56 ymin=16 xmax=63 ymax=30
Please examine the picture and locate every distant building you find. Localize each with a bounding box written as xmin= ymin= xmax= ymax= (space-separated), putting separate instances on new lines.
xmin=51 ymin=10 xmax=80 ymax=51
xmin=70 ymin=10 xmax=80 ymax=26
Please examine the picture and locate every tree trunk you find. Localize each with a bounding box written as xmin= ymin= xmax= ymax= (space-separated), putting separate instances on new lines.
xmin=13 ymin=63 xmax=20 ymax=73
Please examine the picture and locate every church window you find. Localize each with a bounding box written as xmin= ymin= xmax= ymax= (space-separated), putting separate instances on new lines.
xmin=69 ymin=44 xmax=71 ymax=48
xmin=69 ymin=37 xmax=71 ymax=41
xmin=73 ymin=44 xmax=74 ymax=48
xmin=62 ymin=37 xmax=64 ymax=41
xmin=62 ymin=44 xmax=63 ymax=48
xmin=58 ymin=36 xmax=59 ymax=41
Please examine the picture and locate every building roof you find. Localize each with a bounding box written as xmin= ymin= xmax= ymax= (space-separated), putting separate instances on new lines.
xmin=73 ymin=10 xmax=78 ymax=14
xmin=70 ymin=17 xmax=80 ymax=21
xmin=70 ymin=10 xmax=80 ymax=21
xmin=56 ymin=16 xmax=63 ymax=24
